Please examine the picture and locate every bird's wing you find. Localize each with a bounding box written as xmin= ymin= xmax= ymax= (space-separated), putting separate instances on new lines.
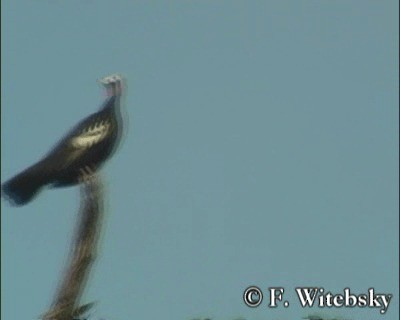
xmin=64 ymin=121 xmax=111 ymax=164
xmin=70 ymin=121 xmax=111 ymax=149
xmin=44 ymin=120 xmax=111 ymax=171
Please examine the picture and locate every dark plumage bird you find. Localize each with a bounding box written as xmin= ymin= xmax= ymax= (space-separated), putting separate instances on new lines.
xmin=2 ymin=74 xmax=125 ymax=206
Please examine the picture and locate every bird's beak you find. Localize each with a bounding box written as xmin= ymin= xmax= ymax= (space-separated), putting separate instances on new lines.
xmin=97 ymin=78 xmax=109 ymax=86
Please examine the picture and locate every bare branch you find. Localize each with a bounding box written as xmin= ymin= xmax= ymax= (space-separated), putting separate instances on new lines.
xmin=42 ymin=175 xmax=104 ymax=320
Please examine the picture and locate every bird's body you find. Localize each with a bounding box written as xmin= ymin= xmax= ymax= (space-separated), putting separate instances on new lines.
xmin=2 ymin=74 xmax=125 ymax=206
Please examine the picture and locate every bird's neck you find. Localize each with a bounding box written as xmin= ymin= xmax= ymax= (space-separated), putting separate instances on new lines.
xmin=101 ymin=95 xmax=121 ymax=111
xmin=106 ymin=82 xmax=123 ymax=97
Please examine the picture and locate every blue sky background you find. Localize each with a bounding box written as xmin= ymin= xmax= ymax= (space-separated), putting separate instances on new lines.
xmin=1 ymin=1 xmax=398 ymax=320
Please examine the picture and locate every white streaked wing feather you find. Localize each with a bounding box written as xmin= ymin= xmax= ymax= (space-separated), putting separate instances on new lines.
xmin=71 ymin=122 xmax=110 ymax=148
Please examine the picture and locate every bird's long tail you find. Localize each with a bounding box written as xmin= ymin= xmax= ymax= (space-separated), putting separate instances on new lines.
xmin=2 ymin=162 xmax=49 ymax=206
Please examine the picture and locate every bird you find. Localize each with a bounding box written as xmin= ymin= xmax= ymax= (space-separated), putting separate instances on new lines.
xmin=2 ymin=74 xmax=125 ymax=206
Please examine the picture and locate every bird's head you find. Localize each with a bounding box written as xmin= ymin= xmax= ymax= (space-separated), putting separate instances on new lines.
xmin=98 ymin=73 xmax=124 ymax=96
